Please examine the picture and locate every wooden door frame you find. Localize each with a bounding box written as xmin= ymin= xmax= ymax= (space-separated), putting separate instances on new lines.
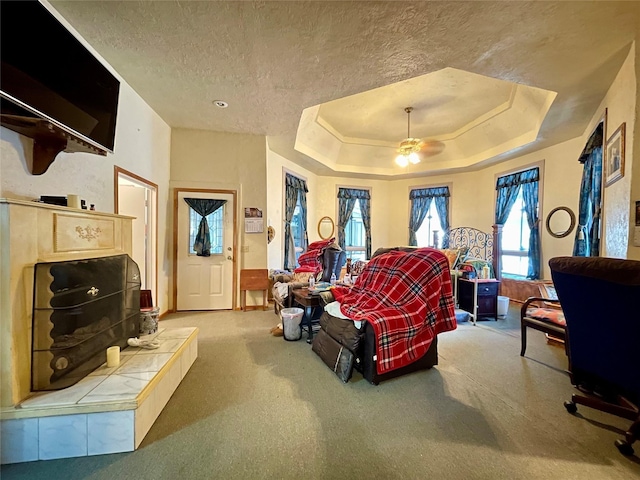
xmin=114 ymin=166 xmax=158 ymax=303
xmin=172 ymin=188 xmax=238 ymax=312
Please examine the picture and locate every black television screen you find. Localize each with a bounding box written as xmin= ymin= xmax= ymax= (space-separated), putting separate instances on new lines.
xmin=1 ymin=1 xmax=120 ymax=152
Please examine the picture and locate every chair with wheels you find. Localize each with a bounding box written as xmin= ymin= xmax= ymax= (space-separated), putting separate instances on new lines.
xmin=549 ymin=256 xmax=640 ymax=456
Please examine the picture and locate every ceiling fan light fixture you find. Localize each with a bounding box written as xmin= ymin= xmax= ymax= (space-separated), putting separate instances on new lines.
xmin=395 ymin=154 xmax=409 ymax=167
xmin=395 ymin=107 xmax=422 ymax=167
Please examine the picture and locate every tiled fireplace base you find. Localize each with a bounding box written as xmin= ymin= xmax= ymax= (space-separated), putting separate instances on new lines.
xmin=1 ymin=327 xmax=198 ymax=464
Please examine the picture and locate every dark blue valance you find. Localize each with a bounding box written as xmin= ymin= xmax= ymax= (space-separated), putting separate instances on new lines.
xmin=496 ymin=167 xmax=539 ymax=190
xmin=578 ymin=123 xmax=603 ymax=164
xmin=337 ymin=188 xmax=370 ymax=200
xmin=285 ymin=173 xmax=308 ymax=193
xmin=410 ymin=186 xmax=450 ymax=199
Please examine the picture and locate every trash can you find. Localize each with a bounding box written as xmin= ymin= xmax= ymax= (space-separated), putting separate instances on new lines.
xmin=497 ymin=296 xmax=509 ymax=318
xmin=281 ymin=307 xmax=304 ymax=341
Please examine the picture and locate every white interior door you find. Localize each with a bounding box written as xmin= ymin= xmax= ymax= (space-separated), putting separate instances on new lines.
xmin=177 ymin=191 xmax=234 ymax=310
xmin=118 ymin=185 xmax=147 ymax=287
xmin=116 ymin=171 xmax=157 ymax=304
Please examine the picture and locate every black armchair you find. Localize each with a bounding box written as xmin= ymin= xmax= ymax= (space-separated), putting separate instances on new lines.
xmin=549 ymin=256 xmax=640 ymax=455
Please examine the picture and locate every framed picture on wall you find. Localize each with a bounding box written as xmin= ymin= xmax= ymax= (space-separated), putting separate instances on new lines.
xmin=604 ymin=122 xmax=625 ymax=187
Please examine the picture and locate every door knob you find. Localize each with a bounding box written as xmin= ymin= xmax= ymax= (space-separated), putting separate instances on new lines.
xmin=227 ymin=247 xmax=232 ymax=251
xmin=227 ymin=256 xmax=233 ymax=261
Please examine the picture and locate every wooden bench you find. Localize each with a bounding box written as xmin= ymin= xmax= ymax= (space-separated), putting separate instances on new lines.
xmin=240 ymin=268 xmax=269 ymax=311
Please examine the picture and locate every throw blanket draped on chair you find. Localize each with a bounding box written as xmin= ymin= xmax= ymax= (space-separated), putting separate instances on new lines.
xmin=295 ymin=237 xmax=335 ymax=275
xmin=332 ymin=248 xmax=457 ymax=375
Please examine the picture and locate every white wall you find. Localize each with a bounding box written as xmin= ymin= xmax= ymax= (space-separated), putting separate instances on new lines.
xmin=593 ymin=43 xmax=636 ymax=259
xmin=170 ymin=129 xmax=267 ymax=309
xmin=0 ymin=71 xmax=173 ymax=316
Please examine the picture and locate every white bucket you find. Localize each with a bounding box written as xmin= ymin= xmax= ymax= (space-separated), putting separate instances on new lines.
xmin=497 ymin=296 xmax=509 ymax=318
xmin=281 ymin=307 xmax=304 ymax=341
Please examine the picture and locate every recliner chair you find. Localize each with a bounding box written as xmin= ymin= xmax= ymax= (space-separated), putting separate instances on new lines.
xmin=549 ymin=256 xmax=640 ymax=455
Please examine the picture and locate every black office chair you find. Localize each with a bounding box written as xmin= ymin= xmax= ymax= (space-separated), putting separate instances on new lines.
xmin=549 ymin=256 xmax=640 ymax=455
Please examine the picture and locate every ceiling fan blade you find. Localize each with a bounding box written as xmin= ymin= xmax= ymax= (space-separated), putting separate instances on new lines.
xmin=420 ymin=140 xmax=445 ymax=155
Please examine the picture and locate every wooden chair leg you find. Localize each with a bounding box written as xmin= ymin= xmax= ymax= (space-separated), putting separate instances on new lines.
xmin=520 ymin=323 xmax=527 ymax=356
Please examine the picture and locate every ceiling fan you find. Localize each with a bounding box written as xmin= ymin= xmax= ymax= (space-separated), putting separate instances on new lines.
xmin=395 ymin=106 xmax=445 ymax=167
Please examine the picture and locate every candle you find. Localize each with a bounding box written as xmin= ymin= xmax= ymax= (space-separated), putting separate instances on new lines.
xmin=67 ymin=194 xmax=81 ymax=209
xmin=106 ymin=346 xmax=120 ymax=368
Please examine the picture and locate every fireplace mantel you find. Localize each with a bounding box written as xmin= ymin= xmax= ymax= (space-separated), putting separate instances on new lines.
xmin=0 ymin=198 xmax=134 ymax=407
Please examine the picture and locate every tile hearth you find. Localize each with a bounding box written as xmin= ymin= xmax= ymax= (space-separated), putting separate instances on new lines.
xmin=1 ymin=327 xmax=198 ymax=464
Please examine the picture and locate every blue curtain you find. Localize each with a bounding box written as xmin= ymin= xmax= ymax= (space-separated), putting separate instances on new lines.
xmin=409 ymin=187 xmax=450 ymax=246
xmin=184 ymin=198 xmax=227 ymax=256
xmin=337 ymin=188 xmax=370 ymax=256
xmin=495 ymin=167 xmax=540 ymax=278
xmin=522 ymin=181 xmax=540 ymax=279
xmin=573 ymin=142 xmax=603 ymax=257
xmin=359 ymin=195 xmax=372 ymax=259
xmin=283 ymin=173 xmax=308 ymax=270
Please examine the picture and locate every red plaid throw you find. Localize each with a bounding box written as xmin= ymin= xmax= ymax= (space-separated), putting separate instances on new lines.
xmin=332 ymin=248 xmax=457 ymax=375
xmin=294 ymin=237 xmax=335 ymax=275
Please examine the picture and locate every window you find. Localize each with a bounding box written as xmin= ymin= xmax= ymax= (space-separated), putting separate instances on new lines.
xmin=415 ymin=200 xmax=443 ymax=248
xmin=496 ymin=166 xmax=540 ymax=279
xmin=189 ymin=206 xmax=223 ymax=255
xmin=344 ymin=199 xmax=366 ymax=261
xmin=501 ymin=188 xmax=530 ymax=277
xmin=290 ymin=193 xmax=304 ymax=263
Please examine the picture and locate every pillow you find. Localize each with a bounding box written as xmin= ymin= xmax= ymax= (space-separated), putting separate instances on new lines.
xmin=526 ymin=307 xmax=566 ymax=326
xmin=439 ymin=248 xmax=461 ymax=269
xmin=350 ymin=260 xmax=368 ymax=276
xmin=292 ymin=271 xmax=314 ymax=283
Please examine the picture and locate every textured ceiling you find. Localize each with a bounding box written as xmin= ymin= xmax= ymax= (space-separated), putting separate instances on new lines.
xmin=47 ymin=1 xmax=640 ymax=178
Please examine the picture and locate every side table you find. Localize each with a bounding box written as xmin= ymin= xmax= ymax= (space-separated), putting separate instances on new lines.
xmin=291 ymin=288 xmax=322 ymax=343
xmin=458 ymin=278 xmax=500 ymax=325
xmin=240 ymin=269 xmax=269 ymax=311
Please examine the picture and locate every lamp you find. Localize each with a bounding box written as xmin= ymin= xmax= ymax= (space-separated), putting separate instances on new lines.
xmin=395 ymin=107 xmax=422 ymax=167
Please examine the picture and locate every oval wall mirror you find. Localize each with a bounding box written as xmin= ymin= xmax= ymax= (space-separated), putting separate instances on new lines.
xmin=317 ymin=216 xmax=335 ymax=240
xmin=546 ymin=206 xmax=576 ymax=238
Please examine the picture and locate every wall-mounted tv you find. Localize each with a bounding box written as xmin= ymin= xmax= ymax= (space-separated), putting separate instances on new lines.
xmin=1 ymin=1 xmax=120 ymax=163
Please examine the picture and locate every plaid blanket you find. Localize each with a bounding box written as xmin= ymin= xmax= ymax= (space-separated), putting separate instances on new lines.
xmin=332 ymin=248 xmax=457 ymax=375
xmin=294 ymin=237 xmax=335 ymax=275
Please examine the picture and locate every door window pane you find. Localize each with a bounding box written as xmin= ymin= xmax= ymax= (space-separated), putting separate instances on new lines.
xmin=189 ymin=206 xmax=224 ymax=255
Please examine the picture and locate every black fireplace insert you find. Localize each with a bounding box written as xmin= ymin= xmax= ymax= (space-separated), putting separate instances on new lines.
xmin=32 ymin=254 xmax=141 ymax=391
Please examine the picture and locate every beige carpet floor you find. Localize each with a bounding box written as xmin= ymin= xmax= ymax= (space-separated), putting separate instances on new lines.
xmin=3 ymin=304 xmax=640 ymax=480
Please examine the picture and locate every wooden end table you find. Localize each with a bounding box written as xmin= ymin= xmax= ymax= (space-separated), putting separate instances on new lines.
xmin=291 ymin=287 xmax=322 ymax=343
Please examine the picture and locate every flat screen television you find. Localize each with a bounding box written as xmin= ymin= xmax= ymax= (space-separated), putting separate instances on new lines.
xmin=1 ymin=1 xmax=120 ymax=155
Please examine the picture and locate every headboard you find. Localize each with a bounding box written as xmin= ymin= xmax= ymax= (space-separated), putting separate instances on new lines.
xmin=448 ymin=227 xmax=494 ymax=263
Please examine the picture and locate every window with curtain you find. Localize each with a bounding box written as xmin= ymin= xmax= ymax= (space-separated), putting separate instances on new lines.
xmin=495 ymin=167 xmax=540 ymax=279
xmin=344 ymin=200 xmax=366 ymax=261
xmin=501 ymin=188 xmax=530 ymax=276
xmin=415 ymin=201 xmax=443 ymax=248
xmin=283 ymin=173 xmax=308 ymax=270
xmin=337 ymin=187 xmax=371 ymax=259
xmin=189 ymin=207 xmax=223 ymax=255
xmin=291 ymin=195 xmax=304 ymax=264
xmin=409 ymin=186 xmax=450 ymax=248
xmin=573 ymin=122 xmax=603 ymax=257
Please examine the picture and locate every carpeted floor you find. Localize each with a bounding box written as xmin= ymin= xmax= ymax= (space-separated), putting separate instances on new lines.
xmin=3 ymin=303 xmax=640 ymax=480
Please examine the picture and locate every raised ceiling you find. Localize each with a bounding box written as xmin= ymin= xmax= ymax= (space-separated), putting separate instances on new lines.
xmin=47 ymin=1 xmax=640 ymax=178
xmin=296 ymin=68 xmax=556 ymax=176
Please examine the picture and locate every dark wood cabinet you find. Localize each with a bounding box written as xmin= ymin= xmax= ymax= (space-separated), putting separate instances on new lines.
xmin=458 ymin=279 xmax=500 ymax=321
